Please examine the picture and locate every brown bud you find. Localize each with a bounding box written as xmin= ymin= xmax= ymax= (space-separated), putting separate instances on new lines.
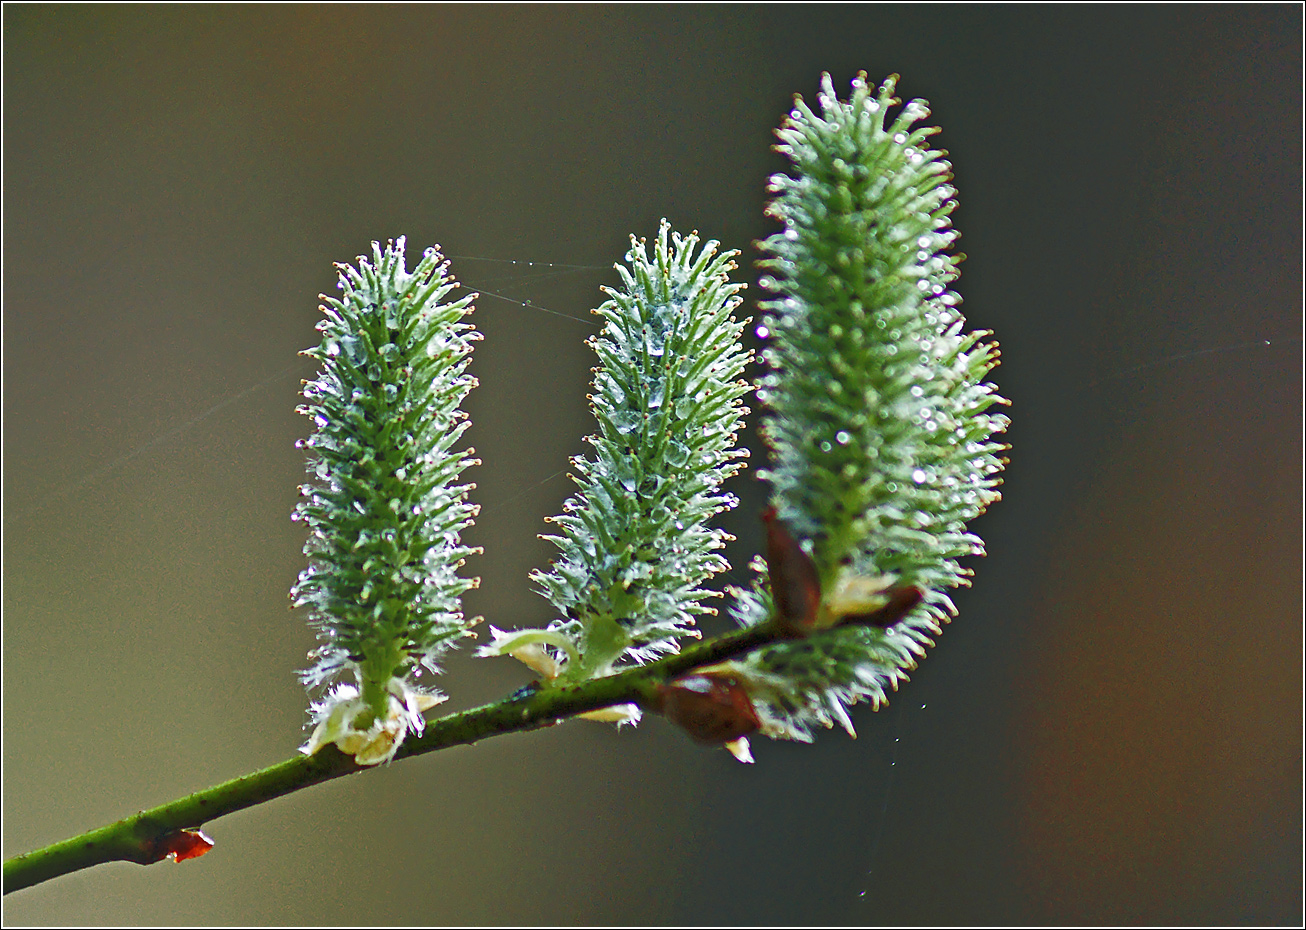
xmin=658 ymin=671 xmax=761 ymax=746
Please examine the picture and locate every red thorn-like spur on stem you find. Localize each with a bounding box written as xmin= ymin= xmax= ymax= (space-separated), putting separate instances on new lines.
xmin=148 ymin=828 xmax=214 ymax=864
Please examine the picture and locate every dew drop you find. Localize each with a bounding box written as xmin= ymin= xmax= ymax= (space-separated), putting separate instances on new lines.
xmin=612 ymin=411 xmax=642 ymax=435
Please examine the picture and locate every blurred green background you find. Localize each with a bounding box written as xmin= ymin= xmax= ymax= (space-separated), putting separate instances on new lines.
xmin=4 ymin=5 xmax=1300 ymax=925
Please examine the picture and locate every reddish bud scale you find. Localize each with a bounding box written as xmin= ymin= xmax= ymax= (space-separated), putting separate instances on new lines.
xmin=762 ymin=506 xmax=821 ymax=634
xmin=658 ymin=672 xmax=762 ymax=745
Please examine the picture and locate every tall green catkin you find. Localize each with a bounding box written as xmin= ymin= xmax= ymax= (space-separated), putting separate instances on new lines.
xmin=293 ymin=238 xmax=481 ymax=765
xmin=479 ymin=221 xmax=752 ymax=696
xmin=733 ymin=73 xmax=1009 ymax=742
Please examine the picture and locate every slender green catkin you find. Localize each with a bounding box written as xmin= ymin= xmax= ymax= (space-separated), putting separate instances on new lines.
xmin=735 ymin=73 xmax=1008 ymax=741
xmin=479 ymin=221 xmax=752 ymax=697
xmin=293 ymin=238 xmax=481 ymax=765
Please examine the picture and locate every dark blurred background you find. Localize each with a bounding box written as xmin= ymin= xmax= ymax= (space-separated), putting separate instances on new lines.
xmin=4 ymin=5 xmax=1301 ymax=925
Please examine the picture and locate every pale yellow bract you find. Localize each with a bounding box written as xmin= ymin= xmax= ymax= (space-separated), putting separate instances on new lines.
xmin=302 ymin=677 xmax=445 ymax=766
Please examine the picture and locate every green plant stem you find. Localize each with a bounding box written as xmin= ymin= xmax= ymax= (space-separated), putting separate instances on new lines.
xmin=2 ymin=621 xmax=777 ymax=895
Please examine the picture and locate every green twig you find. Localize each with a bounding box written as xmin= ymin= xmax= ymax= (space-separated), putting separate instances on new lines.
xmin=2 ymin=621 xmax=775 ymax=895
